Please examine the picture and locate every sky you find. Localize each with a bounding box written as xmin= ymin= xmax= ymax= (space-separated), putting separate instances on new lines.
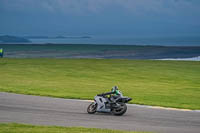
xmin=0 ymin=0 xmax=200 ymax=37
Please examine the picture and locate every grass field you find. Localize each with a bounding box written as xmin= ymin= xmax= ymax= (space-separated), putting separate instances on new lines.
xmin=0 ymin=58 xmax=199 ymax=109
xmin=0 ymin=123 xmax=146 ymax=133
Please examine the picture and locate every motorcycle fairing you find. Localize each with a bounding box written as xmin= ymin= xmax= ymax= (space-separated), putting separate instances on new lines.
xmin=94 ymin=96 xmax=111 ymax=112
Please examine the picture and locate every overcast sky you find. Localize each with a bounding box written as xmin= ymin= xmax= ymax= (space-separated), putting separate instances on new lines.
xmin=0 ymin=0 xmax=200 ymax=37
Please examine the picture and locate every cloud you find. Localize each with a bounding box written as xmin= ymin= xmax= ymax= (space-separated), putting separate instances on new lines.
xmin=0 ymin=0 xmax=200 ymax=16
xmin=115 ymin=0 xmax=200 ymax=15
xmin=0 ymin=0 xmax=113 ymax=14
xmin=0 ymin=0 xmax=199 ymax=36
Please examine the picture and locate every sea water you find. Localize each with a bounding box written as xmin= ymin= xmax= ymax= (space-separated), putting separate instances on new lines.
xmin=29 ymin=36 xmax=200 ymax=46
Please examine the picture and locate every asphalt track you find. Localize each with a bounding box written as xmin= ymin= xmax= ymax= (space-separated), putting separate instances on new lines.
xmin=0 ymin=92 xmax=200 ymax=133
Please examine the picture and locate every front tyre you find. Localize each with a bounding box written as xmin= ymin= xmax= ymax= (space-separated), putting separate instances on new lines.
xmin=112 ymin=103 xmax=127 ymax=116
xmin=87 ymin=102 xmax=97 ymax=114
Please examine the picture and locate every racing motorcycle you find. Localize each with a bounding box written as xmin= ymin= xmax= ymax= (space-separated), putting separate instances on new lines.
xmin=87 ymin=86 xmax=132 ymax=116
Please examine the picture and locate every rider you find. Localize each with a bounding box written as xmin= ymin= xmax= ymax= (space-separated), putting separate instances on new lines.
xmin=97 ymin=86 xmax=121 ymax=102
xmin=111 ymin=86 xmax=121 ymax=96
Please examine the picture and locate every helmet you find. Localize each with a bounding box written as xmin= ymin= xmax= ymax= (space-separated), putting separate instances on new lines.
xmin=111 ymin=86 xmax=118 ymax=92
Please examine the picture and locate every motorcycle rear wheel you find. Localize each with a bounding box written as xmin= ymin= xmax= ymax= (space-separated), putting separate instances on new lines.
xmin=87 ymin=102 xmax=97 ymax=114
xmin=112 ymin=103 xmax=127 ymax=116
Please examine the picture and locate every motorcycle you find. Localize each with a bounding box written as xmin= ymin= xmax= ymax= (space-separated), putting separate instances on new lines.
xmin=87 ymin=89 xmax=132 ymax=116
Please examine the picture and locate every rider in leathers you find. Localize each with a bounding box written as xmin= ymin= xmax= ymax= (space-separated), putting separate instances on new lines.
xmin=97 ymin=86 xmax=121 ymax=103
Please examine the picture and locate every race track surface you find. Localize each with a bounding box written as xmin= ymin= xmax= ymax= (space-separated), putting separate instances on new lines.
xmin=0 ymin=92 xmax=200 ymax=133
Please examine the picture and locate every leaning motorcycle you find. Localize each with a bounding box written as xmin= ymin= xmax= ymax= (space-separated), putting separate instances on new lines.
xmin=87 ymin=90 xmax=132 ymax=116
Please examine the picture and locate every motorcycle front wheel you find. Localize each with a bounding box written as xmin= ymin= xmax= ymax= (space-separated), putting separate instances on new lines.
xmin=112 ymin=103 xmax=127 ymax=116
xmin=87 ymin=102 xmax=97 ymax=114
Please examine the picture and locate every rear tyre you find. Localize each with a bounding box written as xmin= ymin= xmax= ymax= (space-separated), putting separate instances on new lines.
xmin=112 ymin=103 xmax=127 ymax=116
xmin=87 ymin=102 xmax=97 ymax=114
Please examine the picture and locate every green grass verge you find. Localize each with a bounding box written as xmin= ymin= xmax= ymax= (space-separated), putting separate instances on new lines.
xmin=0 ymin=123 xmax=146 ymax=133
xmin=0 ymin=58 xmax=200 ymax=109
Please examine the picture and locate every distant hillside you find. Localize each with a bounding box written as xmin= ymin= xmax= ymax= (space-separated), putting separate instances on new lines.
xmin=24 ymin=35 xmax=91 ymax=39
xmin=24 ymin=36 xmax=49 ymax=39
xmin=0 ymin=35 xmax=31 ymax=43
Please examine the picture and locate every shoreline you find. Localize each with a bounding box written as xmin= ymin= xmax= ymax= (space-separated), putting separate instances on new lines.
xmin=155 ymin=56 xmax=200 ymax=61
xmin=0 ymin=44 xmax=200 ymax=59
